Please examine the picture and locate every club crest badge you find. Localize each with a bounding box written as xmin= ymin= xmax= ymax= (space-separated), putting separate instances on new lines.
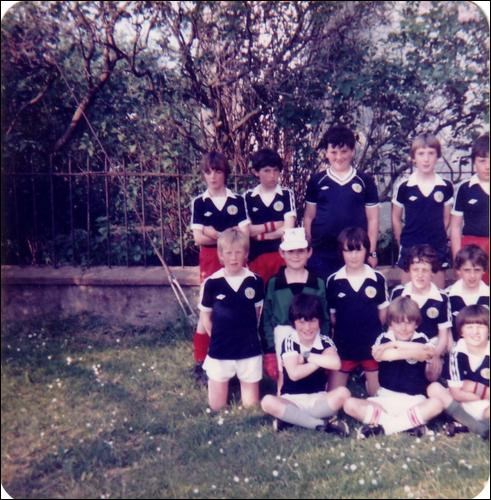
xmin=244 ymin=287 xmax=255 ymax=299
xmin=227 ymin=205 xmax=238 ymax=215
xmin=433 ymin=191 xmax=444 ymax=203
xmin=365 ymin=286 xmax=377 ymax=298
xmin=352 ymin=183 xmax=362 ymax=193
xmin=481 ymin=368 xmax=490 ymax=380
xmin=273 ymin=201 xmax=284 ymax=212
xmin=426 ymin=307 xmax=439 ymax=319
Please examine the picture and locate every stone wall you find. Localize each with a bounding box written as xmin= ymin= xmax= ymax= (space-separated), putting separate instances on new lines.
xmin=1 ymin=265 xmax=454 ymax=326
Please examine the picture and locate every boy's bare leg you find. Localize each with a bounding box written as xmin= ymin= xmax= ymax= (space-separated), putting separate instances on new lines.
xmin=240 ymin=381 xmax=259 ymax=408
xmin=325 ymin=387 xmax=351 ymax=412
xmin=328 ymin=370 xmax=350 ymax=391
xmin=208 ymin=379 xmax=229 ymax=411
xmin=426 ymin=356 xmax=443 ymax=382
xmin=414 ymin=397 xmax=443 ymax=422
xmin=364 ymin=371 xmax=379 ymax=396
xmin=343 ymin=397 xmax=384 ymax=423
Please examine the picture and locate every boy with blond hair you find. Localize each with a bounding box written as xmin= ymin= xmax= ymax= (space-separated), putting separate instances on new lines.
xmin=199 ymin=228 xmax=263 ymax=410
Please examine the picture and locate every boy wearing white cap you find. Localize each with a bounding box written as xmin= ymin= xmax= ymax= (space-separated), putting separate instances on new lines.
xmin=260 ymin=227 xmax=329 ymax=388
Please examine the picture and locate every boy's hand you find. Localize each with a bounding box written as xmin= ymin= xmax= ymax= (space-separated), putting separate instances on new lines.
xmin=263 ymin=353 xmax=279 ymax=381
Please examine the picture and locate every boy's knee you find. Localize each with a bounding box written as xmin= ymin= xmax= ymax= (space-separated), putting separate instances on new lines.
xmin=333 ymin=386 xmax=351 ymax=402
xmin=426 ymin=381 xmax=445 ymax=399
xmin=343 ymin=397 xmax=357 ymax=415
xmin=261 ymin=394 xmax=275 ymax=413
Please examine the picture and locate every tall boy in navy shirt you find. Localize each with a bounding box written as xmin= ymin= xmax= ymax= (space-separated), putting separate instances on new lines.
xmin=392 ymin=133 xmax=453 ymax=289
xmin=191 ymin=152 xmax=250 ymax=383
xmin=244 ymin=148 xmax=296 ymax=284
xmin=200 ymin=229 xmax=264 ymax=410
xmin=303 ymin=126 xmax=379 ymax=281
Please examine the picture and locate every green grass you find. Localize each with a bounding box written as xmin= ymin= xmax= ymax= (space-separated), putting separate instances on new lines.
xmin=1 ymin=314 xmax=489 ymax=499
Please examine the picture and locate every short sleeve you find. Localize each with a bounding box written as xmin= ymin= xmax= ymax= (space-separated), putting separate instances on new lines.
xmin=392 ymin=179 xmax=406 ymax=208
xmin=305 ymin=174 xmax=319 ymax=205
xmin=191 ymin=196 xmax=205 ymax=229
xmin=452 ymin=181 xmax=466 ymax=216
xmin=199 ymin=278 xmax=214 ymax=311
xmin=443 ymin=180 xmax=454 ymax=206
xmin=364 ymin=174 xmax=379 ymax=206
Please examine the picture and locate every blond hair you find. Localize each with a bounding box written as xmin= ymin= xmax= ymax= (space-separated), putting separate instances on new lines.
xmin=217 ymin=228 xmax=249 ymax=255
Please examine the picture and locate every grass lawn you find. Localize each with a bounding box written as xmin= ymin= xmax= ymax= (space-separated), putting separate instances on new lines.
xmin=1 ymin=314 xmax=489 ymax=499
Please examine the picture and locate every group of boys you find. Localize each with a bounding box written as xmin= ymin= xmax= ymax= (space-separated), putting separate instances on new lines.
xmin=189 ymin=126 xmax=489 ymax=439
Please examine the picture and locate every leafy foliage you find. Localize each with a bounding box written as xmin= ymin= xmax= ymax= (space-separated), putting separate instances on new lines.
xmin=1 ymin=1 xmax=489 ymax=265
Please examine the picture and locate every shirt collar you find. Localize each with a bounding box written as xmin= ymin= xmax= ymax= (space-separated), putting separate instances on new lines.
xmin=401 ymin=282 xmax=443 ymax=301
xmin=468 ymin=174 xmax=487 ymax=187
xmin=333 ymin=264 xmax=377 ymax=282
xmin=250 ymin=184 xmax=283 ymax=197
xmin=291 ymin=329 xmax=324 ymax=351
xmin=325 ymin=166 xmax=356 ymax=185
xmin=386 ymin=329 xmax=422 ymax=342
xmin=406 ymin=171 xmax=446 ymax=187
xmin=455 ymin=338 xmax=490 ymax=357
xmin=202 ymin=188 xmax=236 ymax=200
xmin=447 ymin=279 xmax=489 ymax=299
xmin=275 ymin=268 xmax=319 ymax=290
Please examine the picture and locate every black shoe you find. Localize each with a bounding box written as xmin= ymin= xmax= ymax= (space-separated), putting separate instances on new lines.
xmin=317 ymin=416 xmax=350 ymax=437
xmin=443 ymin=421 xmax=469 ymax=437
xmin=406 ymin=425 xmax=428 ymax=437
xmin=273 ymin=418 xmax=293 ymax=432
xmin=356 ymin=424 xmax=385 ymax=440
xmin=193 ymin=363 xmax=208 ymax=386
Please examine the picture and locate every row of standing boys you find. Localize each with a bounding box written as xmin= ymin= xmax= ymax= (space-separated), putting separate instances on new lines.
xmin=190 ymin=126 xmax=489 ymax=438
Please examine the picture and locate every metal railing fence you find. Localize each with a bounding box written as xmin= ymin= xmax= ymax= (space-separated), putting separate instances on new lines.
xmin=1 ymin=154 xmax=473 ymax=268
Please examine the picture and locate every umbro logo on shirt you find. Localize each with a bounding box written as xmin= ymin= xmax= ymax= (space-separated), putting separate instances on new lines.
xmin=409 ymin=195 xmax=418 ymax=201
xmin=204 ymin=211 xmax=212 ymax=217
xmin=321 ymin=186 xmax=329 ymax=190
xmin=252 ymin=207 xmax=259 ymax=211
xmin=337 ymin=292 xmax=346 ymax=298
xmin=468 ymin=199 xmax=478 ymax=205
xmin=216 ymin=294 xmax=226 ymax=300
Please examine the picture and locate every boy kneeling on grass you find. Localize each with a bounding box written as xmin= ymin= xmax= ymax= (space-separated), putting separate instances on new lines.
xmin=199 ymin=228 xmax=264 ymax=411
xmin=427 ymin=304 xmax=489 ymax=439
xmin=343 ymin=296 xmax=443 ymax=438
xmin=261 ymin=293 xmax=350 ymax=436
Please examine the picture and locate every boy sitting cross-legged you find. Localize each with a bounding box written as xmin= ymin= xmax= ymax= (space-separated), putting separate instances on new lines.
xmin=343 ymin=296 xmax=443 ymax=438
xmin=427 ymin=304 xmax=489 ymax=439
xmin=261 ymin=293 xmax=350 ymax=436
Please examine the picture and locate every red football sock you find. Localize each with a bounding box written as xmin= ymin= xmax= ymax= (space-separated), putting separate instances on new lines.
xmin=193 ymin=333 xmax=210 ymax=363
